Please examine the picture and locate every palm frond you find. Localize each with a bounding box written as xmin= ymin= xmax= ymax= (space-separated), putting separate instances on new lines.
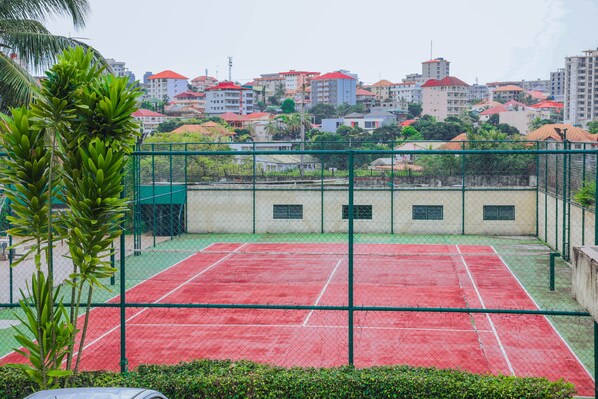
xmin=0 ymin=51 xmax=39 ymax=110
xmin=0 ymin=18 xmax=51 ymax=35
xmin=0 ymin=0 xmax=89 ymax=28
xmin=0 ymin=31 xmax=100 ymax=73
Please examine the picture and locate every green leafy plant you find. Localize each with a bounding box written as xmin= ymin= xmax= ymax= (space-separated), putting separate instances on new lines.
xmin=0 ymin=46 xmax=139 ymax=390
xmin=574 ymin=181 xmax=596 ymax=208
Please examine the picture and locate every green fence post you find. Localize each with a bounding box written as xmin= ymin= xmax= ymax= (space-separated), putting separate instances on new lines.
xmin=536 ymin=141 xmax=540 ymax=237
xmin=549 ymin=252 xmax=558 ymax=291
xmin=544 ymin=145 xmax=549 ymax=242
xmin=562 ymin=140 xmax=568 ymax=260
xmin=555 ymin=149 xmax=559 ymax=252
xmin=582 ymin=143 xmax=586 ymax=245
xmin=321 ymin=160 xmax=324 ymax=234
xmin=252 ymin=141 xmax=256 ymax=234
xmin=110 ymin=242 xmax=115 ymax=286
xmin=169 ymin=143 xmax=173 ymax=240
xmin=9 ymin=232 xmax=13 ymax=303
xmin=390 ymin=140 xmax=394 ymax=235
xmin=152 ymin=143 xmax=156 ymax=247
xmin=348 ymin=150 xmax=354 ymax=366
xmin=594 ymin=148 xmax=598 ymax=399
xmin=461 ymin=141 xmax=466 ymax=235
xmin=120 ymin=175 xmax=128 ymax=373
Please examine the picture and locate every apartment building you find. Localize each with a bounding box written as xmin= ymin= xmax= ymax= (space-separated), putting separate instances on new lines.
xmin=369 ymin=80 xmax=394 ymax=101
xmin=550 ymin=68 xmax=565 ymax=102
xmin=468 ymin=84 xmax=489 ymax=102
xmin=391 ymin=82 xmax=417 ymax=103
xmin=279 ymin=70 xmax=320 ymax=92
xmin=205 ymin=81 xmax=254 ymax=115
xmin=147 ymin=70 xmax=188 ymax=100
xmin=106 ymin=58 xmax=135 ymax=84
xmin=190 ymin=75 xmax=218 ymax=91
xmin=310 ymin=71 xmax=357 ymax=106
xmin=490 ymin=85 xmax=525 ymax=102
xmin=132 ymin=108 xmax=169 ymax=137
xmin=421 ymin=76 xmax=469 ymax=121
xmin=564 ymin=48 xmax=598 ymax=127
xmin=422 ymin=57 xmax=450 ymax=80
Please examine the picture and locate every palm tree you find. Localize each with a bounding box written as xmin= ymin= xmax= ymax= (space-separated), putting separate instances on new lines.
xmin=0 ymin=0 xmax=99 ymax=109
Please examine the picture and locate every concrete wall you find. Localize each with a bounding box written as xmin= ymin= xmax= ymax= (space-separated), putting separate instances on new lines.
xmin=187 ymin=188 xmax=536 ymax=235
xmin=572 ymin=246 xmax=598 ymax=321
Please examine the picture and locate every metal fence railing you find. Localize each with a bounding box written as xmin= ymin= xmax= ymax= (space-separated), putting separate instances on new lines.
xmin=0 ymin=144 xmax=596 ymax=397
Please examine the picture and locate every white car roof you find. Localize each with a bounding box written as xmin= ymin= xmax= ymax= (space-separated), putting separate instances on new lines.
xmin=25 ymin=387 xmax=167 ymax=399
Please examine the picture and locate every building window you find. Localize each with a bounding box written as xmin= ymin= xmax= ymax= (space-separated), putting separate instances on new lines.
xmin=412 ymin=205 xmax=443 ymax=220
xmin=342 ymin=205 xmax=372 ymax=220
xmin=273 ymin=205 xmax=303 ymax=220
xmin=483 ymin=205 xmax=515 ymax=221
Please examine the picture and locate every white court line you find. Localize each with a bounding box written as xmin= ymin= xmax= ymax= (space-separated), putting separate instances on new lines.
xmin=456 ymin=245 xmax=515 ymax=376
xmin=302 ymin=258 xmax=343 ymax=326
xmin=129 ymin=323 xmax=493 ymax=333
xmin=75 ymin=243 xmax=249 ymax=357
xmin=0 ymin=242 xmax=219 ymax=362
xmin=490 ymin=246 xmax=594 ymax=381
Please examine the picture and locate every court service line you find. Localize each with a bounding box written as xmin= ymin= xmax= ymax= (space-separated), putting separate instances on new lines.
xmin=303 ymin=258 xmax=343 ymax=326
xmin=456 ymin=245 xmax=515 ymax=376
xmin=76 ymin=243 xmax=249 ymax=356
xmin=490 ymin=246 xmax=594 ymax=381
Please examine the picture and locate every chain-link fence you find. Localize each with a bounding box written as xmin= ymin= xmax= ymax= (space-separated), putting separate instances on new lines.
xmin=0 ymin=143 xmax=596 ymax=397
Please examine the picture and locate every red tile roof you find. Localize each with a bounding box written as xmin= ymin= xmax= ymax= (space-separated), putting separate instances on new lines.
xmin=527 ymin=124 xmax=596 ymax=142
xmin=527 ymin=90 xmax=548 ymax=99
xmin=312 ymin=72 xmax=355 ymax=81
xmin=356 ymin=89 xmax=375 ymax=96
xmin=132 ymin=109 xmax=166 ymax=117
xmin=400 ymin=119 xmax=416 ymax=126
xmin=480 ymin=105 xmax=508 ymax=116
xmin=422 ymin=59 xmax=442 ymax=63
xmin=149 ymin=70 xmax=188 ymax=80
xmin=371 ymin=79 xmax=394 ymax=87
xmin=205 ymin=81 xmax=248 ymax=91
xmin=530 ymin=100 xmax=564 ymax=109
xmin=493 ymin=85 xmax=524 ymax=92
xmin=191 ymin=75 xmax=216 ymax=82
xmin=439 ymin=133 xmax=468 ymax=150
xmin=173 ymin=91 xmax=204 ymax=98
xmin=279 ymin=70 xmax=320 ymax=76
xmin=421 ymin=76 xmax=469 ymax=88
xmin=220 ymin=112 xmax=272 ymax=122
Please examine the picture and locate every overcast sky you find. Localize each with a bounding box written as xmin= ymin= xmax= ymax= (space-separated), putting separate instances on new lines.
xmin=44 ymin=0 xmax=597 ymax=86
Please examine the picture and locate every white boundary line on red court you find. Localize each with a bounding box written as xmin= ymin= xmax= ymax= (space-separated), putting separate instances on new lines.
xmin=456 ymin=245 xmax=515 ymax=376
xmin=490 ymin=245 xmax=594 ymax=381
xmin=303 ymin=258 xmax=344 ymax=326
xmin=74 ymin=242 xmax=249 ymax=358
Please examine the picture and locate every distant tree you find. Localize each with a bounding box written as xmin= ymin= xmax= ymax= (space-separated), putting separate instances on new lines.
xmin=281 ymin=98 xmax=296 ymax=114
xmin=587 ymin=121 xmax=598 ymax=134
xmin=156 ymin=119 xmax=182 ymax=133
xmin=256 ymin=100 xmax=267 ymax=112
xmin=371 ymin=125 xmax=402 ymax=143
xmin=529 ymin=117 xmax=552 ymax=131
xmin=309 ymin=103 xmax=337 ymax=124
xmin=496 ymin=123 xmax=520 ymax=136
xmin=408 ymin=103 xmax=423 ymax=118
xmin=402 ymin=126 xmax=424 ymax=141
xmin=487 ymin=114 xmax=500 ymax=126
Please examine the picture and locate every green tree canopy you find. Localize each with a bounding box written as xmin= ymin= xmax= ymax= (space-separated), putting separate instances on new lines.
xmin=281 ymin=98 xmax=296 ymax=113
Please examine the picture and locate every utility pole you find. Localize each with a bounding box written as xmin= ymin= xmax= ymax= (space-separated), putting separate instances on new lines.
xmin=227 ymin=56 xmax=233 ymax=81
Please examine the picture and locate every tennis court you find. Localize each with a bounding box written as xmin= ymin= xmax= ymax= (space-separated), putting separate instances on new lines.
xmin=3 ymin=242 xmax=590 ymax=395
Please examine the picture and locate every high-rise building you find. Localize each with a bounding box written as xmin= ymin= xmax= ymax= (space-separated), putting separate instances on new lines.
xmin=422 ymin=57 xmax=450 ymax=80
xmin=550 ymin=68 xmax=565 ymax=102
xmin=421 ymin=76 xmax=469 ymax=121
xmin=106 ymin=58 xmax=135 ymax=84
xmin=205 ymin=81 xmax=253 ymax=115
xmin=564 ymin=48 xmax=598 ymax=127
xmin=310 ymin=72 xmax=357 ymax=106
xmin=147 ymin=70 xmax=188 ymax=101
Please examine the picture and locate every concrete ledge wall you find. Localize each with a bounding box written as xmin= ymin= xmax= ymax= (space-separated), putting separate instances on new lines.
xmin=187 ymin=188 xmax=536 ymax=235
xmin=572 ymin=246 xmax=598 ymax=321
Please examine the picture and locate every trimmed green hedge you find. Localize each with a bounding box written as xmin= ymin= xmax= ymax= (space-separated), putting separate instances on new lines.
xmin=0 ymin=360 xmax=576 ymax=399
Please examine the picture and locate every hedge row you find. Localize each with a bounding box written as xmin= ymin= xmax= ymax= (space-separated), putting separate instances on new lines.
xmin=0 ymin=360 xmax=576 ymax=399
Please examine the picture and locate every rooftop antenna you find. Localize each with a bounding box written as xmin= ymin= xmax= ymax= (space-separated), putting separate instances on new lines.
xmin=205 ymin=68 xmax=208 ymax=77
xmin=430 ymin=40 xmax=433 ymax=60
xmin=227 ymin=56 xmax=233 ymax=81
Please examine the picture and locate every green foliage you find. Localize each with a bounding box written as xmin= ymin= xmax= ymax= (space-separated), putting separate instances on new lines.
xmin=280 ymin=98 xmax=295 ymax=114
xmin=574 ymin=181 xmax=596 ymax=208
xmin=586 ymin=121 xmax=598 ymax=134
xmin=0 ymin=360 xmax=577 ymax=399
xmin=408 ymin=102 xmax=422 ymax=118
xmin=9 ymin=274 xmax=73 ymax=389
xmin=309 ymin=103 xmax=336 ymax=124
xmin=411 ymin=115 xmax=464 ymax=141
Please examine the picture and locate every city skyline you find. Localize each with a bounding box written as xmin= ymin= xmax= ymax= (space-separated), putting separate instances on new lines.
xmin=43 ymin=0 xmax=598 ymax=85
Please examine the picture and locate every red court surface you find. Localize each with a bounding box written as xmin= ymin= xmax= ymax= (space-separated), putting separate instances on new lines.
xmin=1 ymin=243 xmax=594 ymax=396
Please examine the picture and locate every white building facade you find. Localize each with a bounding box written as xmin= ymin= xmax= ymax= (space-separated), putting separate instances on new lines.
xmin=564 ymin=48 xmax=598 ymax=127
xmin=147 ymin=70 xmax=188 ymax=101
xmin=205 ymin=81 xmax=254 ymax=115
